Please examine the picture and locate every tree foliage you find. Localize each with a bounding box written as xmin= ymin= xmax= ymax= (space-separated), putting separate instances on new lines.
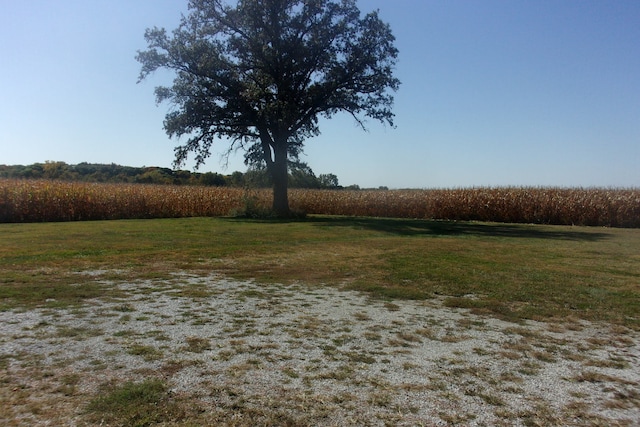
xmin=137 ymin=0 xmax=399 ymax=215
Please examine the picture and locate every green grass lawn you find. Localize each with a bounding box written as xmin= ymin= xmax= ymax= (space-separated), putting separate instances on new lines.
xmin=1 ymin=216 xmax=639 ymax=327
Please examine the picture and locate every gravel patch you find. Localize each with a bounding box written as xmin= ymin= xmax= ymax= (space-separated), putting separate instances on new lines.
xmin=1 ymin=272 xmax=639 ymax=426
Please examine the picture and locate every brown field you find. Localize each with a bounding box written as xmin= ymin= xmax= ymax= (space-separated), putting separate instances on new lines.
xmin=1 ymin=178 xmax=639 ymax=227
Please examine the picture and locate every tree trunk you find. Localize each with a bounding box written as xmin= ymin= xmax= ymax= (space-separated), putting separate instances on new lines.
xmin=271 ymin=142 xmax=290 ymax=217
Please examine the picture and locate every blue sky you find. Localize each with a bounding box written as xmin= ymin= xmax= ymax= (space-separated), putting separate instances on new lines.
xmin=1 ymin=0 xmax=638 ymax=188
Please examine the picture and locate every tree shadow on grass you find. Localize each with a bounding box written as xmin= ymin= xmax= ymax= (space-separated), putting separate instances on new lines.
xmin=305 ymin=216 xmax=611 ymax=241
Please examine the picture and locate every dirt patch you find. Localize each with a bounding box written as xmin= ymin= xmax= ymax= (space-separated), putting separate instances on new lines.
xmin=1 ymin=273 xmax=639 ymax=426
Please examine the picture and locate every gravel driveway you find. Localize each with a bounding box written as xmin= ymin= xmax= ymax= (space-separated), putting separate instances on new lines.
xmin=1 ymin=272 xmax=639 ymax=426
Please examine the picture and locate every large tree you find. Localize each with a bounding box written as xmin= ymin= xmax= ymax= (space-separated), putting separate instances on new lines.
xmin=137 ymin=0 xmax=400 ymax=216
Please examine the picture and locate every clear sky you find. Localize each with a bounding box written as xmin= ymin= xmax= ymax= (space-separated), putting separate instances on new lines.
xmin=1 ymin=0 xmax=639 ymax=189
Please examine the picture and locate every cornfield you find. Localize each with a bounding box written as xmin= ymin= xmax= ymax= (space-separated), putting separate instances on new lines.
xmin=0 ymin=180 xmax=245 ymax=222
xmin=291 ymin=187 xmax=640 ymax=227
xmin=1 ymin=179 xmax=639 ymax=227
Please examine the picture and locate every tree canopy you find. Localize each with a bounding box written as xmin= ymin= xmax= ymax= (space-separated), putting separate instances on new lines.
xmin=137 ymin=0 xmax=399 ymax=215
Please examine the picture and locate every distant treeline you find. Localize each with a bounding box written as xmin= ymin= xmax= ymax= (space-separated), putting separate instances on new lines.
xmin=0 ymin=161 xmax=349 ymax=189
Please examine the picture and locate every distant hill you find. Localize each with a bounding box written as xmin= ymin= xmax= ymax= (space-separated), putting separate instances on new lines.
xmin=0 ymin=161 xmax=343 ymax=189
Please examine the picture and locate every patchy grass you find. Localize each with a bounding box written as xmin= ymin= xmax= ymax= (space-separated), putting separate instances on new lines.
xmin=0 ymin=216 xmax=639 ymax=329
xmin=2 ymin=272 xmax=637 ymax=426
xmin=127 ymin=344 xmax=164 ymax=361
xmin=85 ymin=379 xmax=186 ymax=426
xmin=183 ymin=336 xmax=211 ymax=353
